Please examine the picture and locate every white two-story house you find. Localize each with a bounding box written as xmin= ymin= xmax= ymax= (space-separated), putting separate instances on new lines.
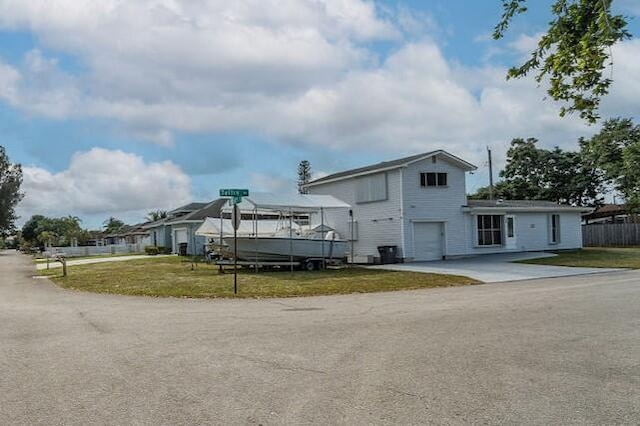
xmin=306 ymin=150 xmax=587 ymax=262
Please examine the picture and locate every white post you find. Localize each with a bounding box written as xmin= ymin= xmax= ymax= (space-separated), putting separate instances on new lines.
xmin=321 ymin=207 xmax=325 ymax=269
xmin=289 ymin=208 xmax=294 ymax=272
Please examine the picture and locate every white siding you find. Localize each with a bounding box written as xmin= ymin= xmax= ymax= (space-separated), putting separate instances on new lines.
xmin=308 ymin=170 xmax=403 ymax=259
xmin=401 ymin=155 xmax=469 ymax=259
xmin=464 ymin=211 xmax=583 ymax=254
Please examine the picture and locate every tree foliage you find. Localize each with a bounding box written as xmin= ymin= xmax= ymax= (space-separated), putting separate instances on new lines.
xmin=470 ymin=138 xmax=604 ymax=205
xmin=494 ymin=0 xmax=631 ymax=123
xmin=146 ymin=210 xmax=168 ymax=222
xmin=21 ymin=215 xmax=86 ymax=248
xmin=581 ymin=117 xmax=640 ymax=210
xmin=0 ymin=146 xmax=23 ymax=237
xmin=103 ymin=217 xmax=125 ymax=234
xmin=297 ymin=160 xmax=312 ymax=194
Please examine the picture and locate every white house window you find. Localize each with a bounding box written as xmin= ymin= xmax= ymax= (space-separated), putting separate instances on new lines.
xmin=356 ymin=173 xmax=387 ymax=203
xmin=550 ymin=214 xmax=560 ymax=244
xmin=420 ymin=172 xmax=447 ymax=187
xmin=507 ymin=217 xmax=515 ymax=238
xmin=477 ymin=215 xmax=503 ymax=246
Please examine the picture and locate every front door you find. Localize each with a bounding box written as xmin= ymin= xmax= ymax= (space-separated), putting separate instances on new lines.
xmin=505 ymin=215 xmax=516 ymax=249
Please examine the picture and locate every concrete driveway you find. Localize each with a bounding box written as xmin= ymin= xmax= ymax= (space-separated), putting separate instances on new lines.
xmin=3 ymin=250 xmax=640 ymax=424
xmin=369 ymin=252 xmax=623 ymax=282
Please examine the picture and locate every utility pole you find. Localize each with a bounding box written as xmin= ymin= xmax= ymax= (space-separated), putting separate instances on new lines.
xmin=487 ymin=146 xmax=494 ymax=200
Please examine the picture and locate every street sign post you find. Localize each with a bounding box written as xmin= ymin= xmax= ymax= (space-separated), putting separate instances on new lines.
xmin=219 ymin=189 xmax=249 ymax=294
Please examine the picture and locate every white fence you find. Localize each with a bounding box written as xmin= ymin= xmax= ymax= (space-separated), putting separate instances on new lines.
xmin=44 ymin=243 xmax=147 ymax=258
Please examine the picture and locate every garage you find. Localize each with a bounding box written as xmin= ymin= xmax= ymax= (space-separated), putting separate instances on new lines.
xmin=173 ymin=228 xmax=188 ymax=254
xmin=413 ymin=222 xmax=443 ymax=261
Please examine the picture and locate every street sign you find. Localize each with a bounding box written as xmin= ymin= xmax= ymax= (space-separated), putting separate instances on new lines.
xmin=220 ymin=189 xmax=249 ymax=197
xmin=220 ymin=189 xmax=249 ymax=206
xmin=232 ymin=204 xmax=241 ymax=231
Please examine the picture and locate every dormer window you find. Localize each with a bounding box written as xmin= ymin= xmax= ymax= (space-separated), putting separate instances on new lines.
xmin=420 ymin=172 xmax=447 ymax=187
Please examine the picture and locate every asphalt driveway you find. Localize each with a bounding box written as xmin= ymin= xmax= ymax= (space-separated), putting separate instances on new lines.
xmin=3 ymin=250 xmax=640 ymax=424
xmin=369 ymin=252 xmax=623 ymax=282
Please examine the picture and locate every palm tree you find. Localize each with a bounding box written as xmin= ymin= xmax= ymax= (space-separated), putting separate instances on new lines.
xmin=146 ymin=210 xmax=168 ymax=222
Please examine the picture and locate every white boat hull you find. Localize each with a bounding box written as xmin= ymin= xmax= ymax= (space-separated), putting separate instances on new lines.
xmin=225 ymin=237 xmax=348 ymax=262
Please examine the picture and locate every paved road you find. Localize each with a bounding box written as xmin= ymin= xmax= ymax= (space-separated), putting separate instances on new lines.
xmin=2 ymin=250 xmax=640 ymax=425
xmin=370 ymin=252 xmax=624 ymax=282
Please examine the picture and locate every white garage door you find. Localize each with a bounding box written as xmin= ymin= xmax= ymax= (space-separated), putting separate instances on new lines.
xmin=174 ymin=229 xmax=189 ymax=254
xmin=413 ymin=222 xmax=443 ymax=261
xmin=175 ymin=229 xmax=188 ymax=244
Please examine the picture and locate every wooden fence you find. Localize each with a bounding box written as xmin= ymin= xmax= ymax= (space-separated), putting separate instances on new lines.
xmin=582 ymin=223 xmax=640 ymax=247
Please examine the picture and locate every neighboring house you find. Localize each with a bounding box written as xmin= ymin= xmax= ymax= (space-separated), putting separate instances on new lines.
xmin=583 ymin=204 xmax=636 ymax=224
xmin=165 ymin=199 xmax=228 ymax=255
xmin=306 ymin=150 xmax=588 ymax=263
xmin=106 ymin=223 xmax=151 ymax=246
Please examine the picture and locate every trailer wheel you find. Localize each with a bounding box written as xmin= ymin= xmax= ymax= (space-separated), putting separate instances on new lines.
xmin=304 ymin=260 xmax=317 ymax=272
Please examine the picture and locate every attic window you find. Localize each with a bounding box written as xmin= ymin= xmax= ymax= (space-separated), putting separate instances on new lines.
xmin=420 ymin=172 xmax=447 ymax=187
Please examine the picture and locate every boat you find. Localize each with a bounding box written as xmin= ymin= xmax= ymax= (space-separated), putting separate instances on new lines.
xmin=224 ymin=227 xmax=348 ymax=262
xmin=196 ymin=192 xmax=352 ymax=267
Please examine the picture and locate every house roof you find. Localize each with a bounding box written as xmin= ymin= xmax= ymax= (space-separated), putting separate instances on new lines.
xmin=583 ymin=204 xmax=628 ymax=220
xmin=306 ymin=150 xmax=477 ymax=187
xmin=169 ymin=202 xmax=208 ymax=214
xmin=465 ymin=199 xmax=591 ymax=212
xmin=166 ymin=199 xmax=228 ymax=224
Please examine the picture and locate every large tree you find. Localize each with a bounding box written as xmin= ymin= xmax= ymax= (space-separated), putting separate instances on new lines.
xmin=0 ymin=146 xmax=23 ymax=237
xmin=297 ymin=160 xmax=312 ymax=194
xmin=21 ymin=215 xmax=85 ymax=248
xmin=494 ymin=0 xmax=631 ymax=123
xmin=581 ymin=117 xmax=640 ymax=210
xmin=471 ymin=138 xmax=603 ymax=205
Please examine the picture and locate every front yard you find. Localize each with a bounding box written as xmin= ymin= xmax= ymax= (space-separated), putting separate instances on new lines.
xmin=519 ymin=247 xmax=640 ymax=269
xmin=38 ymin=256 xmax=479 ymax=298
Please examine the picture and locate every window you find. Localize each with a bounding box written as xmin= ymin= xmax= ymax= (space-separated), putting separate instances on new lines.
xmin=550 ymin=214 xmax=560 ymax=244
xmin=420 ymin=172 xmax=448 ymax=187
xmin=356 ymin=173 xmax=387 ymax=203
xmin=477 ymin=215 xmax=503 ymax=246
xmin=507 ymin=217 xmax=515 ymax=238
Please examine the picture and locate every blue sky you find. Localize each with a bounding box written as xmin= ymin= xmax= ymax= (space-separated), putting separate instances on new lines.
xmin=1 ymin=0 xmax=638 ymax=229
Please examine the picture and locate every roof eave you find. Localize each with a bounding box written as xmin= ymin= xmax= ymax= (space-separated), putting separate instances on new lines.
xmin=305 ymin=150 xmax=477 ymax=188
xmin=463 ymin=206 xmax=593 ymax=213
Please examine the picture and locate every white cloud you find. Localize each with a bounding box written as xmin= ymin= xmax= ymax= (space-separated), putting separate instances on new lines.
xmin=18 ymin=148 xmax=192 ymax=220
xmin=0 ymin=1 xmax=637 ymax=173
xmin=249 ymin=172 xmax=295 ymax=194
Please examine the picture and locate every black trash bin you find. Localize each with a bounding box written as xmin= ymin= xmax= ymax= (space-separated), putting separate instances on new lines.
xmin=377 ymin=245 xmax=398 ymax=264
xmin=178 ymin=242 xmax=188 ymax=256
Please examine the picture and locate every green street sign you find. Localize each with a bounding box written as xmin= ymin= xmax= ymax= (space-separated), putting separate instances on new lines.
xmin=220 ymin=189 xmax=249 ymax=197
xmin=220 ymin=189 xmax=249 ymax=205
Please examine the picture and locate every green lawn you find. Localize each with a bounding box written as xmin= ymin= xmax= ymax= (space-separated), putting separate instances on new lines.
xmin=38 ymin=256 xmax=479 ymax=298
xmin=519 ymin=247 xmax=640 ymax=269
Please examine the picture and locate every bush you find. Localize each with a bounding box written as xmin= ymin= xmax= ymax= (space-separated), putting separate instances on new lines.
xmin=158 ymin=246 xmax=172 ymax=255
xmin=144 ymin=246 xmax=160 ymax=255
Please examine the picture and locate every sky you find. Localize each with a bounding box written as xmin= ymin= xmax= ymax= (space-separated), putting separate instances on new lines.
xmin=1 ymin=0 xmax=639 ymax=229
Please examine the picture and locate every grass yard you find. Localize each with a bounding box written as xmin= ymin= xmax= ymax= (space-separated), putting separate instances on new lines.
xmin=38 ymin=256 xmax=479 ymax=298
xmin=518 ymin=247 xmax=640 ymax=269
